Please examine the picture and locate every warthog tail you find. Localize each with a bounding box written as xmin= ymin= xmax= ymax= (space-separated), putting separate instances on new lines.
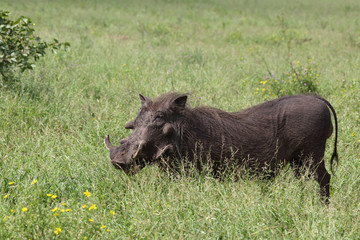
xmin=315 ymin=96 xmax=339 ymax=174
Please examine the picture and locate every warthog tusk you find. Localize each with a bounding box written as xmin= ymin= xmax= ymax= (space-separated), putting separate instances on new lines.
xmin=104 ymin=135 xmax=112 ymax=150
xmin=155 ymin=145 xmax=173 ymax=159
xmin=132 ymin=141 xmax=143 ymax=159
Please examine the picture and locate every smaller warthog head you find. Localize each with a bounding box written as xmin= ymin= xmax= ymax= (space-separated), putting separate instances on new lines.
xmin=104 ymin=92 xmax=188 ymax=174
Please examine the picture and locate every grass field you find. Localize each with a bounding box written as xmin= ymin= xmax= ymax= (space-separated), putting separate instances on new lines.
xmin=1 ymin=0 xmax=360 ymax=239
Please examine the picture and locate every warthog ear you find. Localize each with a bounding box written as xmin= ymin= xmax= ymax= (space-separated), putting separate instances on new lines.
xmin=124 ymin=120 xmax=135 ymax=129
xmin=155 ymin=145 xmax=173 ymax=159
xmin=171 ymin=95 xmax=188 ymax=111
xmin=139 ymin=93 xmax=151 ymax=108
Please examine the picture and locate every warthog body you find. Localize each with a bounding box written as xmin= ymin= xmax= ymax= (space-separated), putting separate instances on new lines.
xmin=105 ymin=92 xmax=338 ymax=200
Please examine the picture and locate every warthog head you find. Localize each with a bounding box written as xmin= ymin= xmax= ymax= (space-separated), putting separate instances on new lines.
xmin=104 ymin=93 xmax=187 ymax=173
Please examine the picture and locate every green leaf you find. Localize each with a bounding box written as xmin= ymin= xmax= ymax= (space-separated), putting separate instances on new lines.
xmin=0 ymin=10 xmax=70 ymax=82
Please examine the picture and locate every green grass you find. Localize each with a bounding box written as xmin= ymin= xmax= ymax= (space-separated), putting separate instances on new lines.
xmin=1 ymin=0 xmax=360 ymax=238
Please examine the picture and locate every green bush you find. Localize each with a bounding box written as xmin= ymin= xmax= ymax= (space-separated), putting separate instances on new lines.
xmin=0 ymin=10 xmax=69 ymax=84
xmin=257 ymin=59 xmax=319 ymax=98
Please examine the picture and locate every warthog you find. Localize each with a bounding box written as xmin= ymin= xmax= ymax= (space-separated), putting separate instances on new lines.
xmin=105 ymin=92 xmax=338 ymax=200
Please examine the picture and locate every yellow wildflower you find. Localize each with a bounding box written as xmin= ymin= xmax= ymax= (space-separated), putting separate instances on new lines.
xmin=31 ymin=180 xmax=37 ymax=185
xmin=3 ymin=215 xmax=9 ymax=221
xmin=83 ymin=190 xmax=91 ymax=197
xmin=10 ymin=209 xmax=14 ymax=213
xmin=82 ymin=204 xmax=87 ymax=209
xmin=53 ymin=213 xmax=59 ymax=217
xmin=8 ymin=182 xmax=15 ymax=185
xmin=4 ymin=194 xmax=8 ymax=199
xmin=262 ymin=88 xmax=266 ymax=92
xmin=351 ymin=133 xmax=354 ymax=137
xmin=66 ymin=209 xmax=71 ymax=212
xmin=89 ymin=204 xmax=97 ymax=210
xmin=89 ymin=218 xmax=93 ymax=222
xmin=60 ymin=209 xmax=65 ymax=213
xmin=51 ymin=195 xmax=57 ymax=199
xmin=52 ymin=207 xmax=58 ymax=212
xmin=106 ymin=229 xmax=110 ymax=232
xmin=101 ymin=225 xmax=106 ymax=229
xmin=46 ymin=194 xmax=53 ymax=197
xmin=61 ymin=203 xmax=67 ymax=206
xmin=110 ymin=210 xmax=115 ymax=215
xmin=22 ymin=207 xmax=28 ymax=212
xmin=54 ymin=228 xmax=62 ymax=235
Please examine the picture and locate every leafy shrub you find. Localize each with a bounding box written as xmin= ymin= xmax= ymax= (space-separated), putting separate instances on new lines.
xmin=0 ymin=10 xmax=69 ymax=84
xmin=257 ymin=59 xmax=319 ymax=98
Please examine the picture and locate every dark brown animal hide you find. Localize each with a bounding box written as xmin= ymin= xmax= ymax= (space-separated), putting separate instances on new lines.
xmin=105 ymin=93 xmax=338 ymax=200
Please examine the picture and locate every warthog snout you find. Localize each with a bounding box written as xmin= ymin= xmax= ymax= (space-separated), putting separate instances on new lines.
xmin=104 ymin=135 xmax=144 ymax=174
